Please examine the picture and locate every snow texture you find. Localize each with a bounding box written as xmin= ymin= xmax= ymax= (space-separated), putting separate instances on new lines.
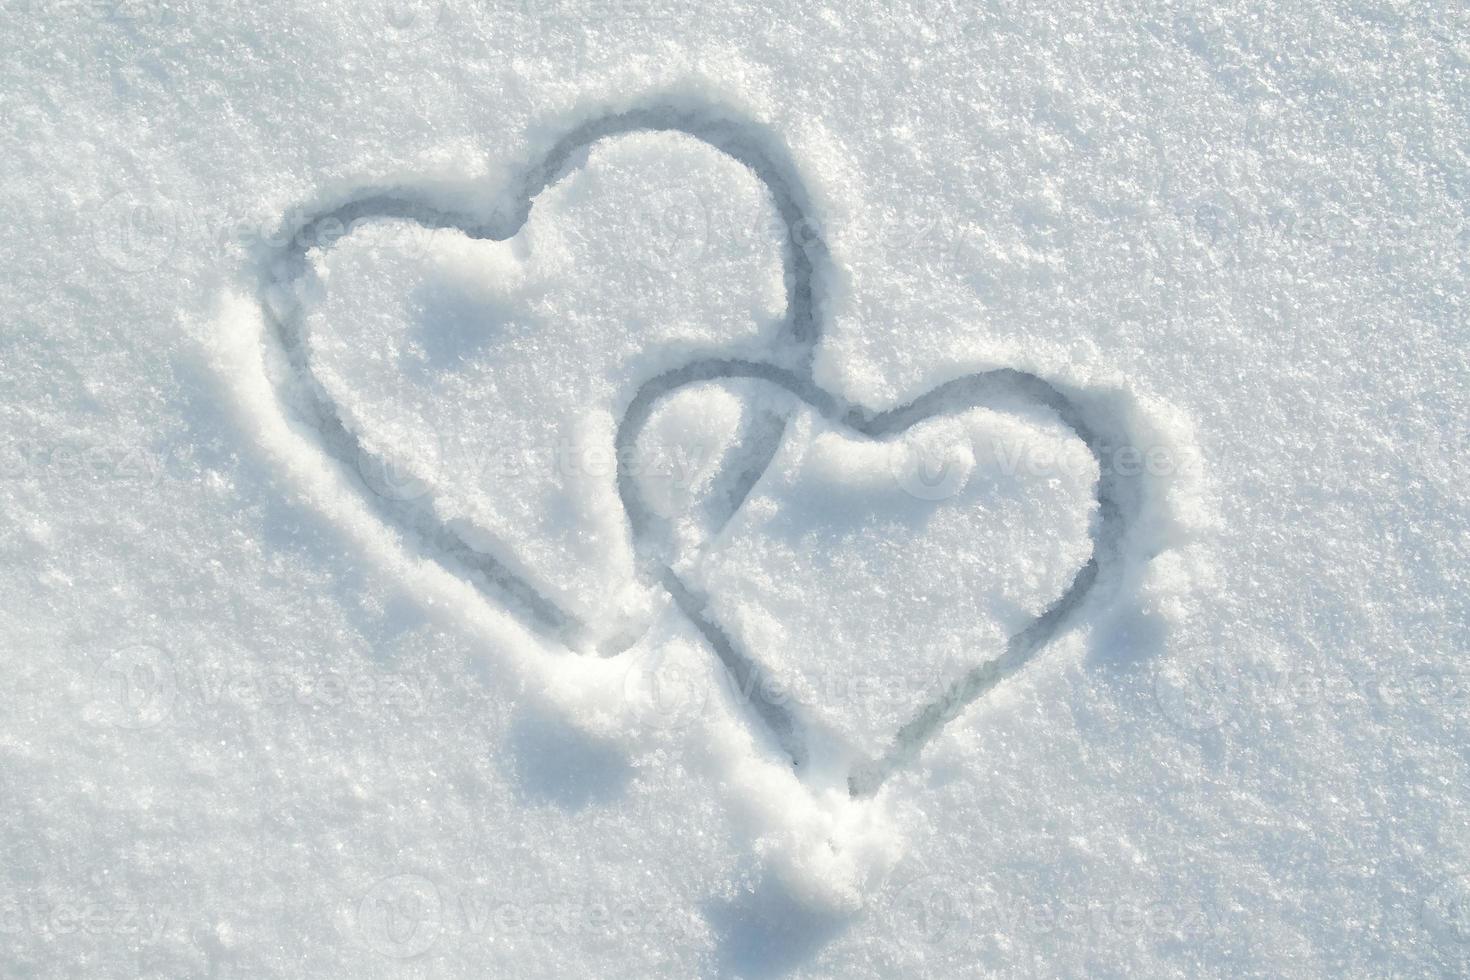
xmin=0 ymin=0 xmax=1466 ymax=977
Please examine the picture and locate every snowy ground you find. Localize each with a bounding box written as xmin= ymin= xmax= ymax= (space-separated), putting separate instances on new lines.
xmin=1 ymin=1 xmax=1467 ymax=976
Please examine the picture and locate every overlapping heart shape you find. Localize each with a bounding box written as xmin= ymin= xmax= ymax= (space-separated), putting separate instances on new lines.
xmin=255 ymin=103 xmax=1138 ymax=797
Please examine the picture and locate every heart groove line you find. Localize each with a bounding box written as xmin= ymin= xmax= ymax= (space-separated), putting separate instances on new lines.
xmin=613 ymin=358 xmax=1129 ymax=796
xmin=253 ymin=100 xmax=1138 ymax=798
xmin=258 ymin=105 xmax=828 ymax=645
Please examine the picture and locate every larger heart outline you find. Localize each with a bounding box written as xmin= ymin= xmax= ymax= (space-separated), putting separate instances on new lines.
xmin=254 ymin=102 xmax=1139 ymax=797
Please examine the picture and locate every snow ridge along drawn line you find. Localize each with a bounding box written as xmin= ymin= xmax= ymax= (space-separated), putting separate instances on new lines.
xmin=254 ymin=101 xmax=1140 ymax=797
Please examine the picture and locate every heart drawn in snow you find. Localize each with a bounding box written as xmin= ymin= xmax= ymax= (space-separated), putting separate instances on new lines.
xmin=254 ymin=104 xmax=1136 ymax=797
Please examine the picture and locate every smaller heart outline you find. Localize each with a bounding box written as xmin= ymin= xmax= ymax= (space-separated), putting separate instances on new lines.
xmin=615 ymin=358 xmax=1128 ymax=796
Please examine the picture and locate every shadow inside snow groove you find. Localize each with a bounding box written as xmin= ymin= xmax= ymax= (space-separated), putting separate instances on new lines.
xmin=254 ymin=100 xmax=1137 ymax=797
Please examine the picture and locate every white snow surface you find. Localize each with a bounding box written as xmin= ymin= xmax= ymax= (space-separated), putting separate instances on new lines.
xmin=0 ymin=1 xmax=1466 ymax=977
xmin=689 ymin=402 xmax=1098 ymax=769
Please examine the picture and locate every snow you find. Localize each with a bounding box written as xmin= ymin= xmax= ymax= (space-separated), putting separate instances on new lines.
xmin=690 ymin=401 xmax=1098 ymax=770
xmin=1 ymin=0 xmax=1466 ymax=977
xmin=298 ymin=129 xmax=788 ymax=626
